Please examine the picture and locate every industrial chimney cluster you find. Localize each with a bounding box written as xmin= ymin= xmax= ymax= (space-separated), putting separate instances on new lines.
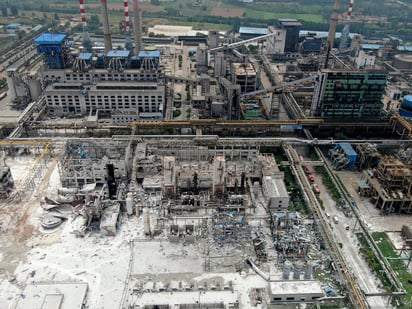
xmin=82 ymin=0 xmax=143 ymax=55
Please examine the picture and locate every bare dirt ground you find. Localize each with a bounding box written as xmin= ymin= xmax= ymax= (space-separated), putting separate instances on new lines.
xmin=0 ymin=156 xmax=60 ymax=275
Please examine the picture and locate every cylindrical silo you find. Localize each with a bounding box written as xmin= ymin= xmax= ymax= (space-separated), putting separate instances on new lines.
xmin=293 ymin=261 xmax=303 ymax=280
xmin=143 ymin=207 xmax=151 ymax=235
xmin=399 ymin=95 xmax=412 ymax=117
xmin=126 ymin=192 xmax=133 ymax=215
xmin=282 ymin=260 xmax=292 ymax=280
xmin=208 ymin=30 xmax=219 ymax=49
xmin=196 ymin=44 xmax=208 ymax=67
xmin=304 ymin=262 xmax=313 ymax=280
xmin=28 ymin=73 xmax=41 ymax=101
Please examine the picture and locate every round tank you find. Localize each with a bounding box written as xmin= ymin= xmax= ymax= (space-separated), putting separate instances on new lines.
xmin=402 ymin=95 xmax=412 ymax=109
xmin=283 ymin=260 xmax=292 ymax=280
xmin=6 ymin=76 xmax=17 ymax=101
xmin=28 ymin=76 xmax=42 ymax=101
xmin=253 ymin=181 xmax=260 ymax=197
xmin=293 ymin=261 xmax=303 ymax=280
xmin=399 ymin=108 xmax=412 ymax=118
xmin=144 ymin=45 xmax=158 ymax=51
xmin=126 ymin=192 xmax=133 ymax=216
xmin=304 ymin=262 xmax=313 ymax=280
xmin=400 ymin=95 xmax=412 ymax=117
xmin=143 ymin=207 xmax=151 ymax=235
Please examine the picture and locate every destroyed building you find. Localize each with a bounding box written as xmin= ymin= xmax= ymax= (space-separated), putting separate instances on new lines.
xmin=46 ymin=137 xmax=327 ymax=307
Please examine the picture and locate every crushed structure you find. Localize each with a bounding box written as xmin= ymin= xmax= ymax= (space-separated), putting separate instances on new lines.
xmin=29 ymin=138 xmax=329 ymax=307
xmin=359 ymin=153 xmax=412 ymax=214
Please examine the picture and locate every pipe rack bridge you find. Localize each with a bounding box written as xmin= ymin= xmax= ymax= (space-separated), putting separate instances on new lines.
xmin=283 ymin=143 xmax=369 ymax=309
xmin=390 ymin=115 xmax=412 ymax=140
xmin=130 ymin=118 xmax=394 ymax=130
xmin=209 ymin=32 xmax=278 ymax=53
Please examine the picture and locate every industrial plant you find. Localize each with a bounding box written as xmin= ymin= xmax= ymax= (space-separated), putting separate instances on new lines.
xmin=0 ymin=0 xmax=411 ymax=309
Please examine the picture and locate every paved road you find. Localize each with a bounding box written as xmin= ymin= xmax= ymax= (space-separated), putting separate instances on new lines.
xmin=307 ymin=165 xmax=388 ymax=308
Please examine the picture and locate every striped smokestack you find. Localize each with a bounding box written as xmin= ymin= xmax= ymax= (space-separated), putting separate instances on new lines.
xmin=101 ymin=0 xmax=112 ymax=53
xmin=124 ymin=0 xmax=133 ymax=53
xmin=132 ymin=0 xmax=142 ymax=55
xmin=79 ymin=0 xmax=87 ymax=29
xmin=324 ymin=0 xmax=340 ymax=68
xmin=339 ymin=0 xmax=354 ymax=50
xmin=346 ymin=0 xmax=354 ymax=21
xmin=124 ymin=0 xmax=130 ymax=33
xmin=79 ymin=0 xmax=92 ymax=53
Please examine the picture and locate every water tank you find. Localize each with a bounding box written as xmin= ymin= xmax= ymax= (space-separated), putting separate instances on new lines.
xmin=293 ymin=261 xmax=302 ymax=280
xmin=208 ymin=30 xmax=219 ymax=49
xmin=304 ymin=262 xmax=313 ymax=280
xmin=28 ymin=74 xmax=42 ymax=101
xmin=143 ymin=207 xmax=151 ymax=235
xmin=126 ymin=192 xmax=133 ymax=215
xmin=253 ymin=181 xmax=260 ymax=197
xmin=400 ymin=95 xmax=412 ymax=117
xmin=282 ymin=260 xmax=292 ymax=280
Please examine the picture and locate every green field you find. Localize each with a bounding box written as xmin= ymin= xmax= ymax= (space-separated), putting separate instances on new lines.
xmin=1 ymin=0 xmax=412 ymax=41
xmin=372 ymin=232 xmax=412 ymax=308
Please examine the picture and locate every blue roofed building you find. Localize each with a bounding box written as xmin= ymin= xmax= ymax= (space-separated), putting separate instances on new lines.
xmin=328 ymin=143 xmax=358 ymax=170
xmin=35 ymin=33 xmax=165 ymax=122
xmin=5 ymin=23 xmax=21 ymax=34
xmin=137 ymin=50 xmax=160 ymax=70
xmin=78 ymin=53 xmax=93 ymax=61
xmin=34 ymin=33 xmax=71 ymax=69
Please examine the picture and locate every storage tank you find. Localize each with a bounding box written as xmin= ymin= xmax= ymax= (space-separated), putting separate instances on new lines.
xmin=399 ymin=95 xmax=412 ymax=117
xmin=208 ymin=30 xmax=219 ymax=49
xmin=143 ymin=207 xmax=151 ymax=235
xmin=282 ymin=260 xmax=292 ymax=280
xmin=27 ymin=73 xmax=42 ymax=101
xmin=126 ymin=192 xmax=133 ymax=215
xmin=293 ymin=261 xmax=302 ymax=280
xmin=393 ymin=54 xmax=412 ymax=70
xmin=304 ymin=262 xmax=313 ymax=279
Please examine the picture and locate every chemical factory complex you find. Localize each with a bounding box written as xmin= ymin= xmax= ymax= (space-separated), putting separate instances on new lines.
xmin=0 ymin=0 xmax=412 ymax=308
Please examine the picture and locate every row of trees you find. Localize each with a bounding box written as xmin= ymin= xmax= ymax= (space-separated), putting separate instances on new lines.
xmin=1 ymin=5 xmax=18 ymax=17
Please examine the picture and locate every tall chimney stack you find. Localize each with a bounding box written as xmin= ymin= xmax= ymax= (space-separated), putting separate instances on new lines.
xmin=101 ymin=0 xmax=112 ymax=53
xmin=324 ymin=0 xmax=340 ymax=68
xmin=124 ymin=0 xmax=133 ymax=53
xmin=79 ymin=0 xmax=87 ymax=30
xmin=124 ymin=0 xmax=130 ymax=33
xmin=79 ymin=0 xmax=92 ymax=53
xmin=132 ymin=0 xmax=142 ymax=55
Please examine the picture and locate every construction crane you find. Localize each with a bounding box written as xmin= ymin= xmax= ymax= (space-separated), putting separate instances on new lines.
xmin=339 ymin=0 xmax=354 ymax=51
xmin=325 ymin=0 xmax=340 ymax=69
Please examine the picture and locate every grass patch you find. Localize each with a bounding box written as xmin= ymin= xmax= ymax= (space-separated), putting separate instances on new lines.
xmin=245 ymin=11 xmax=323 ymax=23
xmin=172 ymin=109 xmax=181 ymax=118
xmin=281 ymin=165 xmax=309 ymax=215
xmin=316 ymin=166 xmax=343 ymax=206
xmin=356 ymin=233 xmax=394 ymax=292
xmin=372 ymin=232 xmax=412 ymax=307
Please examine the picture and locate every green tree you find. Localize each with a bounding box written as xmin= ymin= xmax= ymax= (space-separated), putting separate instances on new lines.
xmin=10 ymin=5 xmax=18 ymax=16
xmin=89 ymin=14 xmax=100 ymax=25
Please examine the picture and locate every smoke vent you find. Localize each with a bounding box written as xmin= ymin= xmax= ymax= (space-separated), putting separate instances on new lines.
xmin=101 ymin=0 xmax=113 ymax=53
